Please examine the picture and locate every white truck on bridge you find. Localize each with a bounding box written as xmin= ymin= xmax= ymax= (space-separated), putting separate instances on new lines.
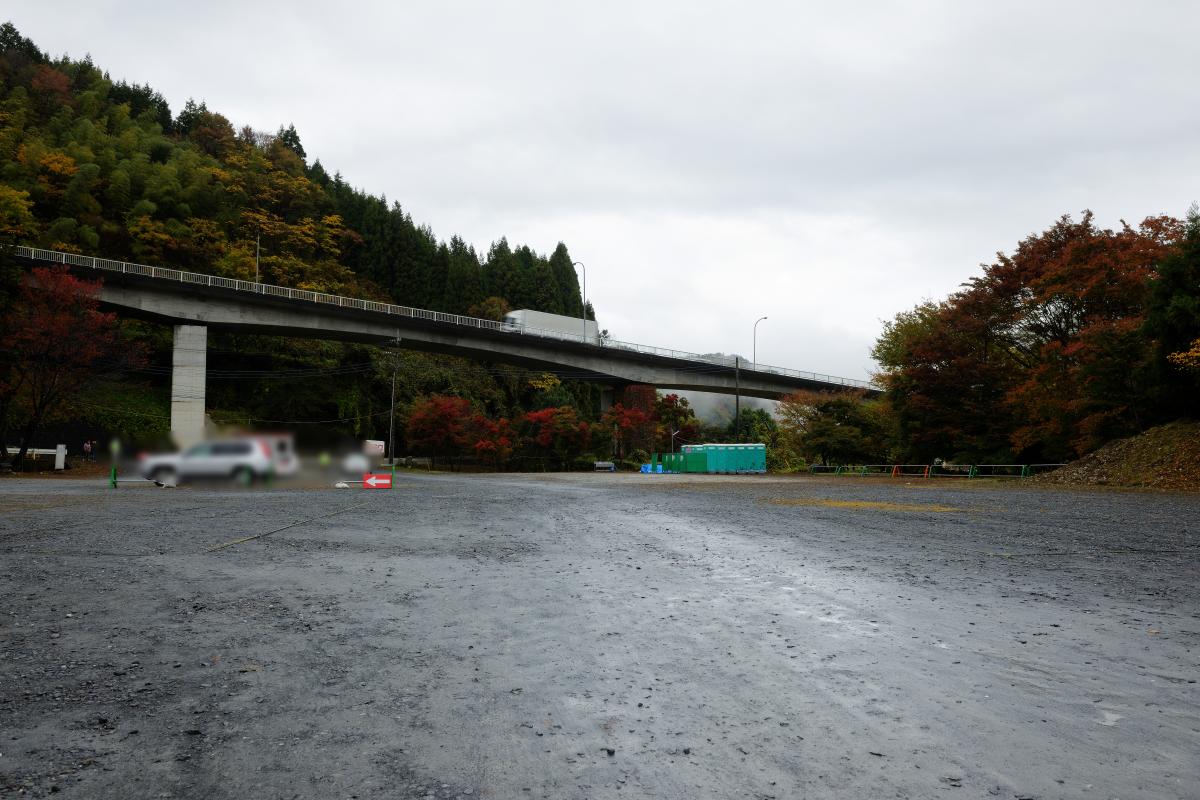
xmin=503 ymin=309 xmax=599 ymax=345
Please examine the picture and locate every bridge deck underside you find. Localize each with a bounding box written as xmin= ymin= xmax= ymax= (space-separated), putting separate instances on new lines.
xmin=74 ymin=268 xmax=869 ymax=401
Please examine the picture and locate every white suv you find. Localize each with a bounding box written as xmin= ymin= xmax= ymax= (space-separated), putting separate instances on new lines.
xmin=140 ymin=436 xmax=298 ymax=484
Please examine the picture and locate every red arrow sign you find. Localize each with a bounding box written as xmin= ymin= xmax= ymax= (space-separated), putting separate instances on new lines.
xmin=363 ymin=473 xmax=392 ymax=489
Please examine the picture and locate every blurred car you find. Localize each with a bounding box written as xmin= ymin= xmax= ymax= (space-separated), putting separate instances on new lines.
xmin=139 ymin=435 xmax=299 ymax=484
xmin=341 ymin=452 xmax=370 ymax=475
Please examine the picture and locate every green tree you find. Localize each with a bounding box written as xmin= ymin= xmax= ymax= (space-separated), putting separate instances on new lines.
xmin=1144 ymin=206 xmax=1200 ymax=419
xmin=468 ymin=296 xmax=511 ymax=322
xmin=548 ymin=242 xmax=583 ymax=316
xmin=654 ymin=393 xmax=700 ymax=451
xmin=483 ymin=238 xmax=516 ymax=304
xmin=0 ymin=21 xmax=45 ymax=65
xmin=108 ymin=81 xmax=171 ymax=132
xmin=778 ymin=390 xmax=891 ymax=466
xmin=0 ymin=183 xmax=36 ymax=303
xmin=444 ymin=235 xmax=483 ymax=313
xmin=276 ymin=123 xmax=306 ymax=160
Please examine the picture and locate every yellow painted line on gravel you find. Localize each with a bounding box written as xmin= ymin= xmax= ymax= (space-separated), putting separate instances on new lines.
xmin=763 ymin=498 xmax=962 ymax=512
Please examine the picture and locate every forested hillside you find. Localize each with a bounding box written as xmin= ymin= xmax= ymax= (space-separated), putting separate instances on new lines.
xmin=0 ymin=22 xmax=585 ymax=316
xmin=0 ymin=22 xmax=615 ymax=459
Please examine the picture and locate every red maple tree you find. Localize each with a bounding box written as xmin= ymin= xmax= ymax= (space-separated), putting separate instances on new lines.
xmin=471 ymin=415 xmax=516 ymax=469
xmin=521 ymin=406 xmax=591 ymax=469
xmin=601 ymin=402 xmax=653 ymax=459
xmin=1 ymin=266 xmax=142 ymax=467
xmin=405 ymin=394 xmax=474 ymax=468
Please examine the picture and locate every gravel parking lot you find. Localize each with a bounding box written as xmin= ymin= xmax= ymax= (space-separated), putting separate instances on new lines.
xmin=1 ymin=473 xmax=1197 ymax=799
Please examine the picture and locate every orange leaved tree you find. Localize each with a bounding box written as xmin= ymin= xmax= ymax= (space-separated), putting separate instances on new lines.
xmin=1 ymin=266 xmax=143 ymax=468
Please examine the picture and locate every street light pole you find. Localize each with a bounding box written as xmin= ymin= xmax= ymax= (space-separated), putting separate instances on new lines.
xmin=572 ymin=261 xmax=587 ymax=342
xmin=753 ymin=316 xmax=768 ymax=369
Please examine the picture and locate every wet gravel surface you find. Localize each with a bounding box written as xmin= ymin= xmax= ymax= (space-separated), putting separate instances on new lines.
xmin=1 ymin=473 xmax=1197 ymax=799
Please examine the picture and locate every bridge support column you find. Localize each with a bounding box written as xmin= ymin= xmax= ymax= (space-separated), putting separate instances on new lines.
xmin=599 ymin=386 xmax=616 ymax=414
xmin=171 ymin=324 xmax=207 ymax=449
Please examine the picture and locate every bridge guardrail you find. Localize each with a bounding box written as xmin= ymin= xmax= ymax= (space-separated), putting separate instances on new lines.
xmin=15 ymin=246 xmax=875 ymax=390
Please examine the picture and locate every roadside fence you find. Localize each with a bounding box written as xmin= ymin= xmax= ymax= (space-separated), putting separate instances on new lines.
xmin=808 ymin=462 xmax=1068 ymax=479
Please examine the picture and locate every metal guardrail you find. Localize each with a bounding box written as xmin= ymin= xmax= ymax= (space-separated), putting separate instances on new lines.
xmin=15 ymin=245 xmax=875 ymax=390
xmin=808 ymin=462 xmax=1068 ymax=478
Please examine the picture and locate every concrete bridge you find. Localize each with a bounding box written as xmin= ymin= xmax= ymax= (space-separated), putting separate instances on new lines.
xmin=15 ymin=247 xmax=876 ymax=446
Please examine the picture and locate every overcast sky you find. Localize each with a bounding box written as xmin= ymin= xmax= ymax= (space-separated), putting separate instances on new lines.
xmin=11 ymin=1 xmax=1200 ymax=380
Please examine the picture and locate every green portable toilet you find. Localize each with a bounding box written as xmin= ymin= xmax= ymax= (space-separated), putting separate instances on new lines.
xmin=751 ymin=443 xmax=767 ymax=473
xmin=718 ymin=444 xmax=732 ymax=474
xmin=685 ymin=446 xmax=707 ymax=473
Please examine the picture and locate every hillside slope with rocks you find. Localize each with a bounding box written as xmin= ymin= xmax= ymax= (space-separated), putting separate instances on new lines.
xmin=1038 ymin=420 xmax=1200 ymax=491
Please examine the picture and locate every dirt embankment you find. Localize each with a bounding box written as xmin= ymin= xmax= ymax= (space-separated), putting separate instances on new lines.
xmin=1038 ymin=419 xmax=1200 ymax=491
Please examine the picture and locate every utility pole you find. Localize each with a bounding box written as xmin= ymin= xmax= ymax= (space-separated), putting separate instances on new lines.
xmin=734 ymin=356 xmax=741 ymax=443
xmin=387 ymin=334 xmax=399 ymax=477
xmin=255 ymin=233 xmax=261 ymax=283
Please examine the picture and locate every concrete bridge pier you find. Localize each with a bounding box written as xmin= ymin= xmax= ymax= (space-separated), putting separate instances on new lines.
xmin=171 ymin=324 xmax=207 ymax=449
xmin=599 ymin=386 xmax=616 ymax=414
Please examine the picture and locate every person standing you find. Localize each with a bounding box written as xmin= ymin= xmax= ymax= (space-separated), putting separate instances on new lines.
xmin=82 ymin=440 xmax=92 ymax=462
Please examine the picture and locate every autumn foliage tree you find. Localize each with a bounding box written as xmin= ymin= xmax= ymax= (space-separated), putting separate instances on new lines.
xmin=601 ymin=403 xmax=652 ymax=460
xmin=405 ymin=394 xmax=474 ymax=468
xmin=520 ymin=406 xmax=591 ymax=469
xmin=874 ymin=211 xmax=1191 ymax=462
xmin=471 ymin=416 xmax=516 ymax=469
xmin=599 ymin=384 xmax=658 ymax=459
xmin=0 ymin=266 xmax=143 ymax=466
xmin=653 ymin=393 xmax=701 ymax=451
xmin=1167 ymin=340 xmax=1200 ymax=371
